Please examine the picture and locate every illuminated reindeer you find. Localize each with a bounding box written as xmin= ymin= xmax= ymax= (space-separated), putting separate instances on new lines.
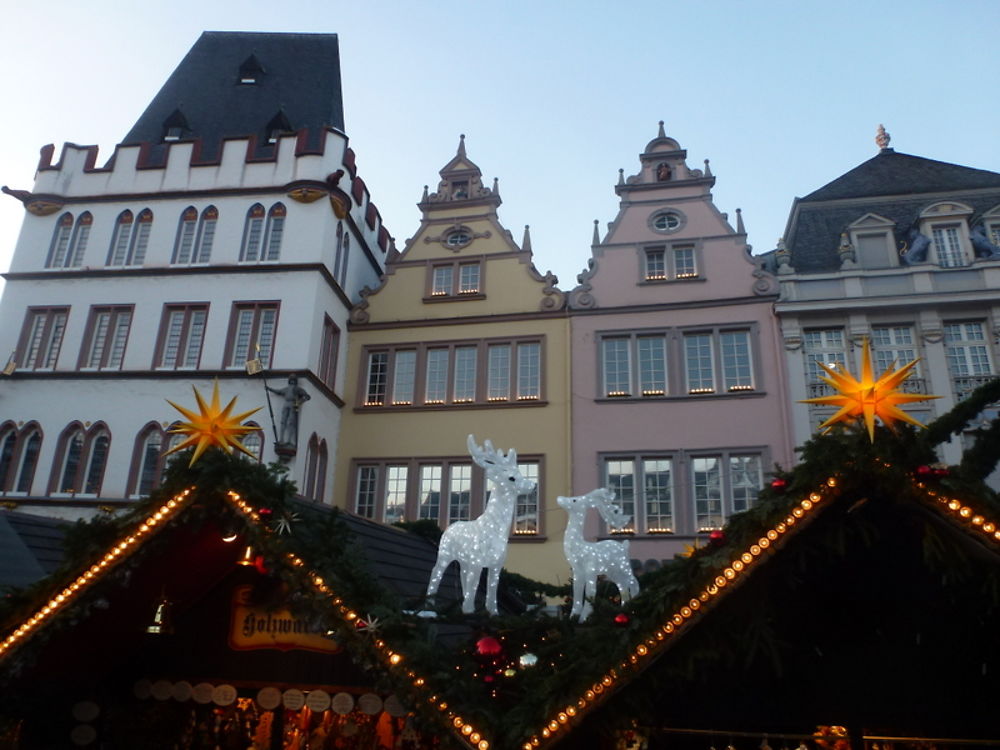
xmin=558 ymin=487 xmax=641 ymax=621
xmin=426 ymin=435 xmax=536 ymax=615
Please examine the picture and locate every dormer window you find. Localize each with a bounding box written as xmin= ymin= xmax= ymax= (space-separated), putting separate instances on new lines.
xmin=650 ymin=210 xmax=685 ymax=234
xmin=847 ymin=213 xmax=896 ymax=269
xmin=446 ymin=231 xmax=471 ymax=248
xmin=264 ymin=109 xmax=293 ymax=145
xmin=451 ymin=181 xmax=469 ymax=199
xmin=238 ymin=54 xmax=265 ymax=85
xmin=161 ymin=108 xmax=190 ymax=143
xmin=918 ymin=202 xmax=974 ymax=268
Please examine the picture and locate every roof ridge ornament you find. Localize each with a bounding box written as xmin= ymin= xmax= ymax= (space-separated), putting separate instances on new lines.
xmin=875 ymin=124 xmax=891 ymax=151
xmin=457 ymin=133 xmax=466 ymax=158
xmin=657 ymin=120 xmax=666 ymax=139
xmin=521 ymin=224 xmax=532 ymax=253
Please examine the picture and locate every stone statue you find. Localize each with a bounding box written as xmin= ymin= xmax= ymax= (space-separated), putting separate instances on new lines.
xmin=266 ymin=375 xmax=310 ymax=447
xmin=899 ymin=226 xmax=931 ymax=265
xmin=970 ymin=224 xmax=1000 ymax=259
xmin=426 ymin=435 xmax=535 ymax=615
xmin=558 ymin=487 xmax=640 ymax=621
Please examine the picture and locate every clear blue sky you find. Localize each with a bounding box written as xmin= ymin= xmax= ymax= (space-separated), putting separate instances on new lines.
xmin=2 ymin=1 xmax=999 ymax=293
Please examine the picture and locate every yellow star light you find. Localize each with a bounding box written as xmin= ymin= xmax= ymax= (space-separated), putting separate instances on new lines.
xmin=801 ymin=338 xmax=939 ymax=441
xmin=164 ymin=381 xmax=262 ymax=466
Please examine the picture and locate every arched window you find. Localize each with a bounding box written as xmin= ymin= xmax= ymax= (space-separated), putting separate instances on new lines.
xmin=13 ymin=424 xmax=42 ymax=494
xmin=52 ymin=423 xmax=111 ymax=495
xmin=241 ymin=421 xmax=264 ymax=462
xmin=0 ymin=423 xmax=16 ymax=491
xmin=303 ymin=434 xmax=320 ymax=499
xmin=67 ymin=212 xmax=92 ymax=267
xmin=47 ymin=213 xmax=74 ymax=268
xmin=131 ymin=423 xmax=165 ymax=497
xmin=107 ymin=210 xmax=135 ymax=266
xmin=315 ymin=439 xmax=328 ymax=503
xmin=172 ymin=207 xmax=198 ymax=263
xmin=240 ymin=204 xmax=266 ymax=261
xmin=333 ymin=222 xmax=344 ymax=281
xmin=194 ymin=206 xmax=218 ymax=263
xmin=339 ymin=232 xmax=350 ymax=286
xmin=130 ymin=209 xmax=154 ymax=265
xmin=263 ymin=203 xmax=285 ymax=261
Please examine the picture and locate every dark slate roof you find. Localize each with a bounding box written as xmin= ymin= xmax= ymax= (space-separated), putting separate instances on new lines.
xmin=780 ymin=150 xmax=1000 ymax=273
xmin=123 ymin=31 xmax=344 ymax=160
xmin=0 ymin=510 xmax=69 ymax=589
xmin=804 ymin=149 xmax=1000 ymax=201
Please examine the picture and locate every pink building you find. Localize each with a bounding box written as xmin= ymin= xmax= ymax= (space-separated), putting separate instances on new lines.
xmin=568 ymin=124 xmax=795 ymax=565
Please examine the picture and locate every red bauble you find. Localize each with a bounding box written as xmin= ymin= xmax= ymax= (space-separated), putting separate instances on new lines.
xmin=483 ymin=675 xmax=495 ymax=683
xmin=614 ymin=613 xmax=630 ymax=627
xmin=253 ymin=555 xmax=269 ymax=575
xmin=708 ymin=529 xmax=726 ymax=547
xmin=916 ymin=465 xmax=933 ymax=477
xmin=770 ymin=477 xmax=788 ymax=492
xmin=933 ymin=467 xmax=950 ymax=478
xmin=258 ymin=507 xmax=273 ymax=516
xmin=476 ymin=636 xmax=503 ymax=656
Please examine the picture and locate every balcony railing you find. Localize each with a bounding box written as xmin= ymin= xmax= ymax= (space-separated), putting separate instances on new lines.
xmin=953 ymin=375 xmax=999 ymax=401
xmin=807 ymin=377 xmax=928 ymax=400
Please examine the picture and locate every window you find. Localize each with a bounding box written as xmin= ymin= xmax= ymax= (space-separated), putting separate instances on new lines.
xmin=362 ymin=338 xmax=543 ymax=408
xmin=240 ymin=203 xmax=286 ymax=262
xmin=602 ymin=334 xmax=667 ymax=397
xmin=989 ymin=220 xmax=1000 ymax=248
xmin=428 ymin=261 xmax=482 ymax=298
xmin=446 ymin=231 xmax=472 ymax=247
xmin=650 ymin=211 xmax=684 ymax=233
xmin=336 ymin=232 xmax=351 ymax=287
xmin=79 ymin=306 xmax=132 ymax=370
xmin=51 ymin=423 xmax=110 ymax=495
xmin=172 ymin=206 xmax=217 ymax=264
xmin=303 ymin=434 xmax=327 ymax=501
xmin=106 ymin=209 xmax=153 ymax=266
xmin=605 ymin=457 xmax=673 ymax=534
xmin=351 ymin=458 xmax=543 ymax=533
xmin=317 ymin=316 xmax=341 ymax=391
xmin=944 ymin=321 xmax=995 ymax=400
xmin=692 ymin=454 xmax=762 ymax=531
xmin=643 ymin=244 xmax=698 ymax=281
xmin=931 ymin=225 xmax=967 ymax=268
xmin=131 ymin=424 xmax=164 ymax=497
xmin=17 ymin=307 xmax=69 ymax=370
xmin=241 ymin=423 xmax=264 ymax=462
xmin=0 ymin=423 xmax=42 ymax=495
xmin=227 ymin=303 xmax=278 ymax=369
xmin=803 ymin=328 xmax=847 ymax=398
xmin=871 ymin=325 xmax=923 ymax=392
xmin=155 ymin=304 xmax=208 ymax=369
xmin=46 ymin=212 xmax=92 ymax=268
xmin=683 ymin=329 xmax=754 ymax=394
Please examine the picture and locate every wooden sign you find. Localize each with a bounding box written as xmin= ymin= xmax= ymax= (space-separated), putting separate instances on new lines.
xmin=228 ymin=585 xmax=341 ymax=654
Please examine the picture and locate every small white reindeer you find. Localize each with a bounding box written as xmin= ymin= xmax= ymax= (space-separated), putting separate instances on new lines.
xmin=558 ymin=487 xmax=641 ymax=621
xmin=425 ymin=435 xmax=536 ymax=615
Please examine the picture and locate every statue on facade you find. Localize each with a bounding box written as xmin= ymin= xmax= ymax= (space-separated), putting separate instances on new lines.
xmin=425 ymin=436 xmax=536 ymax=615
xmin=970 ymin=224 xmax=1000 ymax=259
xmin=899 ymin=226 xmax=931 ymax=265
xmin=558 ymin=487 xmax=640 ymax=621
xmin=266 ymin=375 xmax=310 ymax=447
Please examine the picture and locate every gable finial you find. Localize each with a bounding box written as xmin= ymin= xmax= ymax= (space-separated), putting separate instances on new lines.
xmin=617 ymin=168 xmax=625 ymax=186
xmin=875 ymin=124 xmax=891 ymax=151
xmin=521 ymin=224 xmax=532 ymax=253
xmin=657 ymin=120 xmax=666 ymax=138
xmin=421 ymin=184 xmax=429 ymax=202
xmin=492 ymin=176 xmax=500 ymax=200
xmin=736 ymin=207 xmax=745 ymax=234
xmin=592 ymin=219 xmax=601 ymax=245
xmin=457 ymin=133 xmax=467 ymax=158
xmin=703 ymin=159 xmax=712 ymax=178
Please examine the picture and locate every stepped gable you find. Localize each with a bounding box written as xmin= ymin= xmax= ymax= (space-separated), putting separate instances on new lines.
xmin=123 ymin=31 xmax=344 ymax=161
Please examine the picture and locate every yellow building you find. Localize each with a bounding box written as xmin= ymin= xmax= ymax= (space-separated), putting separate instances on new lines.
xmin=333 ymin=137 xmax=571 ymax=583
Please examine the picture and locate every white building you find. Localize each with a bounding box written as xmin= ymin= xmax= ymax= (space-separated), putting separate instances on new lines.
xmin=0 ymin=32 xmax=391 ymax=519
xmin=768 ymin=127 xmax=1000 ymax=464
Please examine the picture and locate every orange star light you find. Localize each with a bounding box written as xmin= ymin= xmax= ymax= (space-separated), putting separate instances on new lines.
xmin=165 ymin=381 xmax=262 ymax=465
xmin=801 ymin=338 xmax=939 ymax=441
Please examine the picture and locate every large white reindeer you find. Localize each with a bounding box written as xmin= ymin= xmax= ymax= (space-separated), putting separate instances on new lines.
xmin=425 ymin=435 xmax=536 ymax=615
xmin=558 ymin=487 xmax=641 ymax=621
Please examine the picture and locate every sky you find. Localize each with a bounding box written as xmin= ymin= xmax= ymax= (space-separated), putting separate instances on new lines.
xmin=2 ymin=1 xmax=999 ymax=295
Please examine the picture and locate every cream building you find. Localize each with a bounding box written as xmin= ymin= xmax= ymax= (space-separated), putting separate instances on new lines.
xmin=333 ymin=137 xmax=572 ymax=583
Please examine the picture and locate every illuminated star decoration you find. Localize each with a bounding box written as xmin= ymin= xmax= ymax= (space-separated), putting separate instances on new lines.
xmin=801 ymin=338 xmax=939 ymax=441
xmin=165 ymin=381 xmax=262 ymax=466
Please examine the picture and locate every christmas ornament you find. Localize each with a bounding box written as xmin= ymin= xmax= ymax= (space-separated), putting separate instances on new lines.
xmin=426 ymin=436 xmax=536 ymax=615
xmin=476 ymin=636 xmax=503 ymax=656
xmin=801 ymin=338 xmax=939 ymax=441
xmin=519 ymin=652 xmax=538 ymax=668
xmin=708 ymin=529 xmax=726 ymax=547
xmin=558 ymin=487 xmax=640 ymax=621
xmin=614 ymin=612 xmax=630 ymax=627
xmin=770 ymin=477 xmax=788 ymax=492
xmin=165 ymin=380 xmax=261 ymax=465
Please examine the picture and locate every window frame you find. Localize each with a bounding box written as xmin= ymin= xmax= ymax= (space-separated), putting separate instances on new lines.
xmin=78 ymin=305 xmax=134 ymax=370
xmin=46 ymin=212 xmax=92 ymax=269
xmin=225 ymin=301 xmax=280 ymax=370
xmin=153 ymin=303 xmax=209 ymax=370
xmin=641 ymin=242 xmax=700 ymax=282
xmin=171 ymin=206 xmax=217 ymax=265
xmin=16 ymin=306 xmax=70 ymax=371
xmin=317 ymin=315 xmax=341 ymax=391
xmin=360 ymin=336 xmax=545 ymax=409
xmin=349 ymin=455 xmax=545 ymax=534
xmin=240 ymin=202 xmax=286 ymax=263
xmin=424 ymin=259 xmax=485 ymax=301
xmin=49 ymin=422 xmax=111 ymax=496
xmin=944 ymin=320 xmax=995 ymax=400
xmin=0 ymin=422 xmax=43 ymax=495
